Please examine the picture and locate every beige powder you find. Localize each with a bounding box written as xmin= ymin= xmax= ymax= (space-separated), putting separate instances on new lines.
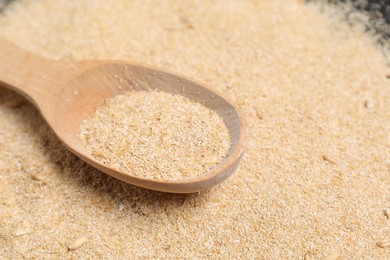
xmin=80 ymin=90 xmax=231 ymax=180
xmin=0 ymin=0 xmax=389 ymax=259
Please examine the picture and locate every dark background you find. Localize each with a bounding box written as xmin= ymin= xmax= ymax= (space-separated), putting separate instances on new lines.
xmin=1 ymin=0 xmax=389 ymax=48
xmin=308 ymin=0 xmax=389 ymax=48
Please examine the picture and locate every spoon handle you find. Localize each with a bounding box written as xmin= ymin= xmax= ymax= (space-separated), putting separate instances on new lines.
xmin=0 ymin=38 xmax=55 ymax=103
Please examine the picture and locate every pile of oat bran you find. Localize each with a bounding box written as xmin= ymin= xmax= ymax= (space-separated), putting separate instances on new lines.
xmin=80 ymin=90 xmax=231 ymax=180
xmin=0 ymin=0 xmax=389 ymax=258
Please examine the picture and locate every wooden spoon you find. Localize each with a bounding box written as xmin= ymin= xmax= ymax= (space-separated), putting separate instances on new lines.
xmin=0 ymin=38 xmax=247 ymax=193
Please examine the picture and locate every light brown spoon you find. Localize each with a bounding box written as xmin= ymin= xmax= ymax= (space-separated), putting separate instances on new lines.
xmin=0 ymin=38 xmax=247 ymax=193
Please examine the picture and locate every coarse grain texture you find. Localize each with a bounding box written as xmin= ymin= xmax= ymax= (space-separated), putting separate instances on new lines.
xmin=304 ymin=251 xmax=316 ymax=260
xmin=0 ymin=0 xmax=389 ymax=258
xmin=385 ymin=208 xmax=390 ymax=219
xmin=321 ymin=251 xmax=343 ymax=260
xmin=376 ymin=239 xmax=390 ymax=248
xmin=80 ymin=90 xmax=231 ymax=180
xmin=67 ymin=234 xmax=88 ymax=251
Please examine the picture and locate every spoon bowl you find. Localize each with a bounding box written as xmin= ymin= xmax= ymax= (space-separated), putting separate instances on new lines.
xmin=0 ymin=38 xmax=247 ymax=193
